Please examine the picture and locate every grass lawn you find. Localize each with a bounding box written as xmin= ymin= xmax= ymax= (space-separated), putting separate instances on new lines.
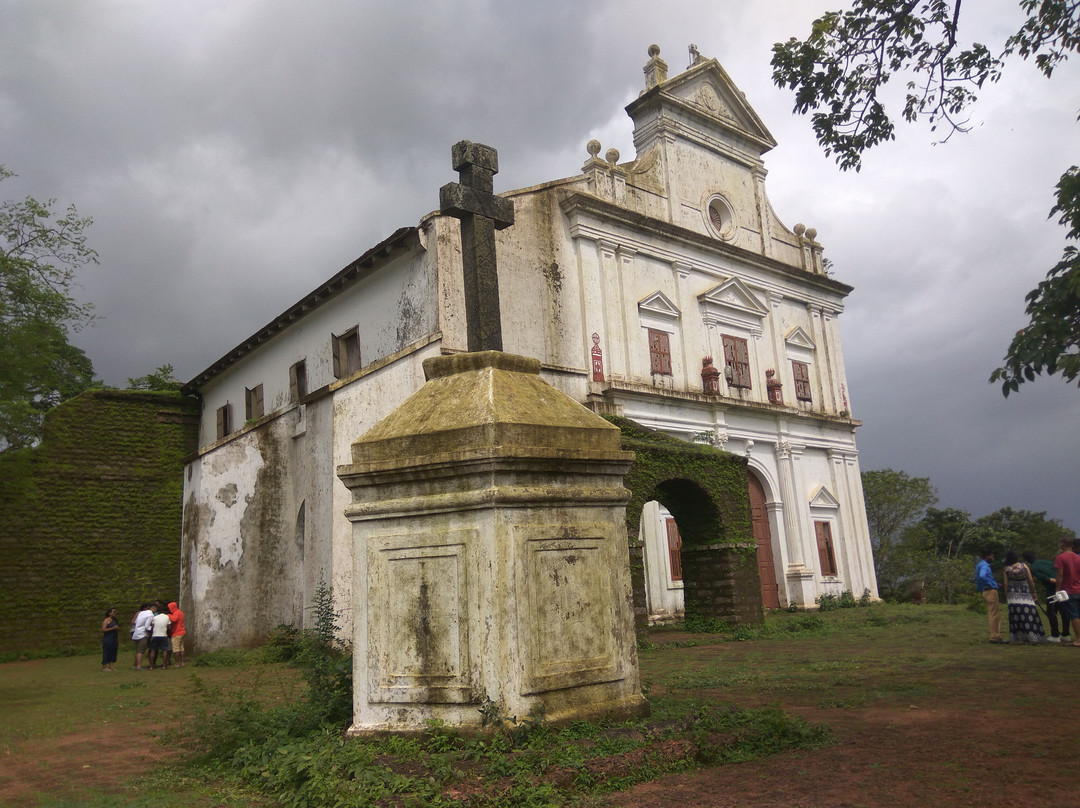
xmin=0 ymin=602 xmax=1073 ymax=807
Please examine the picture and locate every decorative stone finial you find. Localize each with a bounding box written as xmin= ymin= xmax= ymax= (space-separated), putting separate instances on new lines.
xmin=793 ymin=223 xmax=806 ymax=237
xmin=689 ymin=43 xmax=701 ymax=66
xmin=605 ymin=148 xmax=620 ymax=166
xmin=644 ymin=44 xmax=668 ymax=89
xmin=586 ymin=139 xmax=601 ymax=158
xmin=805 ymin=227 xmax=818 ymax=241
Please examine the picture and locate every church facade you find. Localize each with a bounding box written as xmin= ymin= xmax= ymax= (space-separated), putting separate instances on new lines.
xmin=180 ymin=47 xmax=878 ymax=650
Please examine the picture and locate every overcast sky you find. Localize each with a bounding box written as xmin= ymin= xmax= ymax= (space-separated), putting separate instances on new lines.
xmin=2 ymin=1 xmax=1077 ymax=532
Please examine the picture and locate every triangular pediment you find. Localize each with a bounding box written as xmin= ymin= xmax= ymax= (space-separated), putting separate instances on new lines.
xmin=638 ymin=290 xmax=681 ymax=320
xmin=785 ymin=326 xmax=816 ymax=351
xmin=627 ymin=54 xmax=777 ymax=156
xmin=809 ymin=486 xmax=840 ymax=510
xmin=698 ymin=277 xmax=768 ymax=319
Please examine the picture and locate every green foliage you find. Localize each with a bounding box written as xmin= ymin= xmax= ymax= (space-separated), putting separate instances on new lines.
xmin=604 ymin=415 xmax=752 ymax=547
xmin=861 ymin=468 xmax=938 ymax=551
xmin=127 ymin=364 xmax=183 ymax=391
xmin=770 ymin=0 xmax=1077 ymax=172
xmin=0 ymin=390 xmax=197 ymax=656
xmin=991 ymin=165 xmax=1080 ymax=393
xmin=975 ymin=506 xmax=1076 ymax=559
xmin=0 ymin=165 xmax=98 ymax=449
xmin=816 ymin=589 xmax=873 ymax=611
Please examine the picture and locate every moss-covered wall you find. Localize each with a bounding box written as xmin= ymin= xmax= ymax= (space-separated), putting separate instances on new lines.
xmin=0 ymin=390 xmax=198 ymax=657
xmin=606 ymin=416 xmax=760 ymax=627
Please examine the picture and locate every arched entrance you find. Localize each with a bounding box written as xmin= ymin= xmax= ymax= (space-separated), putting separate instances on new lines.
xmin=748 ymin=471 xmax=780 ymax=609
xmin=607 ymin=416 xmax=763 ymax=630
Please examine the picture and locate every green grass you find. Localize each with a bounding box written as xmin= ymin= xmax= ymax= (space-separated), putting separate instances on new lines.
xmin=4 ymin=602 xmax=1077 ymax=807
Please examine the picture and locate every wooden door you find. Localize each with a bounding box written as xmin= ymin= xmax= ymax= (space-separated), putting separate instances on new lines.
xmin=748 ymin=472 xmax=780 ymax=609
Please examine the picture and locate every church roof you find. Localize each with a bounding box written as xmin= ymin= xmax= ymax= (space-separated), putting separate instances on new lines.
xmin=183 ymin=226 xmax=418 ymax=393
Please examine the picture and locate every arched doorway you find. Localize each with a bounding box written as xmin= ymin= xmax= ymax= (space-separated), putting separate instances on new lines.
xmin=747 ymin=471 xmax=780 ymax=609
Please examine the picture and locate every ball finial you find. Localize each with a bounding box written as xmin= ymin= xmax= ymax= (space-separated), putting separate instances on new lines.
xmin=648 ymin=44 xmax=660 ymax=57
xmin=586 ymin=139 xmax=601 ymax=158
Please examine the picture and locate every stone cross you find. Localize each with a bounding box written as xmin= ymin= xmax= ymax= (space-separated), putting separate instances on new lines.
xmin=439 ymin=141 xmax=515 ymax=352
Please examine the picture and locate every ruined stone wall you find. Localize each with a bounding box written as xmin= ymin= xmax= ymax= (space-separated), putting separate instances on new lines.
xmin=0 ymin=390 xmax=198 ymax=657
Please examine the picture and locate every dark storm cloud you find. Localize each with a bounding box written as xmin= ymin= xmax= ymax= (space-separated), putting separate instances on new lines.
xmin=2 ymin=1 xmax=1077 ymax=530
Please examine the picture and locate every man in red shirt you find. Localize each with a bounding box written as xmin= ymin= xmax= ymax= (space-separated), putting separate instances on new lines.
xmin=1053 ymin=539 xmax=1080 ymax=647
xmin=167 ymin=601 xmax=187 ymax=667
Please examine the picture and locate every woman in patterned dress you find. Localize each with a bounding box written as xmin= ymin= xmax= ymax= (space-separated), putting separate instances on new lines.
xmin=1003 ymin=550 xmax=1047 ymax=644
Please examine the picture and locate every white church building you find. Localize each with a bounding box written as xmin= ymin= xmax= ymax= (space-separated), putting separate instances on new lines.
xmin=180 ymin=46 xmax=878 ymax=650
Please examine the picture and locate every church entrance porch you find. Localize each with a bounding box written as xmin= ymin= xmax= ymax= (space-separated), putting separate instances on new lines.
xmin=612 ymin=417 xmax=763 ymax=632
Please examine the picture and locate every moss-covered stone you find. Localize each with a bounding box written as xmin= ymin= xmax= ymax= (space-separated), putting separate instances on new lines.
xmin=0 ymin=390 xmax=198 ymax=656
xmin=604 ymin=415 xmax=761 ymax=627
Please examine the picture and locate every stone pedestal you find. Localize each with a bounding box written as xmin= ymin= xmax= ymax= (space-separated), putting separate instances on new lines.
xmin=336 ymin=351 xmax=648 ymax=733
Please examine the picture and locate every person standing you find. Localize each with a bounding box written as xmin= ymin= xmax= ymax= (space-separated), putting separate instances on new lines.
xmin=148 ymin=603 xmax=171 ymax=670
xmin=101 ymin=607 xmax=119 ymax=671
xmin=1025 ymin=551 xmax=1069 ymax=642
xmin=975 ymin=549 xmax=1004 ymax=643
xmin=1053 ymin=538 xmax=1080 ymax=647
xmin=1003 ymin=550 xmax=1047 ymax=643
xmin=131 ymin=603 xmax=154 ymax=669
xmin=167 ymin=601 xmax=186 ymax=668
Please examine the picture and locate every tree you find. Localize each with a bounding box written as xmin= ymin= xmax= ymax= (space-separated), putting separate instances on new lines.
xmin=127 ymin=364 xmax=182 ymax=392
xmin=771 ymin=0 xmax=1080 ymax=393
xmin=861 ymin=468 xmax=938 ymax=550
xmin=975 ymin=506 xmax=1077 ymax=558
xmin=0 ymin=165 xmax=97 ymax=449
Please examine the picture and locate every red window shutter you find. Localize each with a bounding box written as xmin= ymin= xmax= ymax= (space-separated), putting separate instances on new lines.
xmin=666 ymin=518 xmax=683 ymax=581
xmin=722 ymin=335 xmax=751 ymax=389
xmin=792 ymin=361 xmax=812 ymax=402
xmin=648 ymin=329 xmax=672 ymax=375
xmin=815 ymin=521 xmax=837 ymax=576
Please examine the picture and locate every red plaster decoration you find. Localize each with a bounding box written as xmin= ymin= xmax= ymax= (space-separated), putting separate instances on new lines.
xmin=591 ymin=333 xmax=605 ymax=382
xmin=765 ymin=368 xmax=783 ymax=404
xmin=701 ymin=356 xmax=721 ymax=394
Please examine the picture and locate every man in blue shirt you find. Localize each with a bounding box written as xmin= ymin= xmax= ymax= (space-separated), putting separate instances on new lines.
xmin=975 ymin=549 xmax=1004 ymax=643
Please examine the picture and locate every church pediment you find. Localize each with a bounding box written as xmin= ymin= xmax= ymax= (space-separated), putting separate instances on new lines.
xmin=638 ymin=290 xmax=681 ymax=321
xmin=627 ymin=51 xmax=777 ymax=156
xmin=809 ymin=486 xmax=840 ymax=510
xmin=784 ymin=326 xmax=816 ymax=351
xmin=698 ymin=278 xmax=768 ymax=319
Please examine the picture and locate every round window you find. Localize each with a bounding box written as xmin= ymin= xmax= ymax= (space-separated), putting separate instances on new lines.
xmin=706 ymin=196 xmax=736 ymax=240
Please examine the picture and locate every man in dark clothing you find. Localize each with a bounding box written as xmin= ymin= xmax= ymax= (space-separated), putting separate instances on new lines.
xmin=1025 ymin=551 xmax=1068 ymax=642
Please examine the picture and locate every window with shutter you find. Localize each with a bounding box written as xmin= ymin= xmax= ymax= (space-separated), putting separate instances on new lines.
xmin=815 ymin=520 xmax=838 ymax=576
xmin=721 ymin=334 xmax=751 ymax=389
xmin=648 ymin=329 xmax=672 ymax=375
xmin=215 ymin=403 xmax=231 ymax=440
xmin=791 ymin=360 xmax=812 ymax=402
xmin=665 ymin=518 xmax=683 ymax=581
xmin=332 ymin=327 xmax=361 ymax=379
xmin=289 ymin=360 xmax=308 ymax=402
xmin=245 ymin=384 xmax=264 ymax=420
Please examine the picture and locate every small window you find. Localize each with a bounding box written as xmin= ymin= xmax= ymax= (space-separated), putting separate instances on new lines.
xmin=648 ymin=329 xmax=672 ymax=375
xmin=215 ymin=403 xmax=231 ymax=440
xmin=665 ymin=518 xmax=683 ymax=581
xmin=815 ymin=521 xmax=838 ymax=576
xmin=289 ymin=360 xmax=308 ymax=402
xmin=332 ymin=327 xmax=361 ymax=379
xmin=791 ymin=361 xmax=812 ymax=403
xmin=722 ymin=334 xmax=751 ymax=389
xmin=245 ymin=384 xmax=264 ymax=421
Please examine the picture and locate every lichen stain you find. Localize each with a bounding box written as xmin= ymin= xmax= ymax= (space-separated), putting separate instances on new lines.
xmin=396 ymin=285 xmax=425 ymax=347
xmin=215 ymin=483 xmax=238 ymax=507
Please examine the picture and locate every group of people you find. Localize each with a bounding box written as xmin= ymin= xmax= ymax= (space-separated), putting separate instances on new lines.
xmin=100 ymin=600 xmax=186 ymax=671
xmin=974 ymin=538 xmax=1080 ymax=646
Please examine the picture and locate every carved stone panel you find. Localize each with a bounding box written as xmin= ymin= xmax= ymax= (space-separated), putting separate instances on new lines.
xmin=367 ymin=529 xmax=478 ymax=704
xmin=515 ymin=523 xmax=619 ymax=695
